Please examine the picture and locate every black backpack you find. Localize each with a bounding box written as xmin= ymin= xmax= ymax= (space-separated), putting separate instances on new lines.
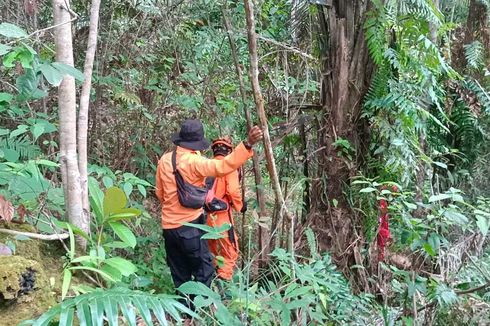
xmin=172 ymin=149 xmax=207 ymax=209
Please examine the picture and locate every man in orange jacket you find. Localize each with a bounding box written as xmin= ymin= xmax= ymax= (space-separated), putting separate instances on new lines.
xmin=206 ymin=136 xmax=246 ymax=280
xmin=155 ymin=119 xmax=262 ymax=290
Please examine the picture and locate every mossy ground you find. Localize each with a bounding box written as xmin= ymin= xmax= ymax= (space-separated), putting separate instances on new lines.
xmin=0 ymin=222 xmax=65 ymax=325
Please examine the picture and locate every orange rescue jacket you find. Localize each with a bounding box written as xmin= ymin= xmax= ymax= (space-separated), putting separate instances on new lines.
xmin=155 ymin=142 xmax=252 ymax=229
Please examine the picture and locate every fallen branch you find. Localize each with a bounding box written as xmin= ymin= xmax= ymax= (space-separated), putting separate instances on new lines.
xmin=0 ymin=228 xmax=69 ymax=240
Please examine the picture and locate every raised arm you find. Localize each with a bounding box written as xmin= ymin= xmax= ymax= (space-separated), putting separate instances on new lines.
xmin=193 ymin=126 xmax=263 ymax=178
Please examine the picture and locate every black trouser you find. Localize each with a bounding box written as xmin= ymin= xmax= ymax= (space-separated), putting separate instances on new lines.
xmin=162 ymin=215 xmax=214 ymax=290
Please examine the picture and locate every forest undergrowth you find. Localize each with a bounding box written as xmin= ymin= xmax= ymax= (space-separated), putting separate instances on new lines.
xmin=1 ymin=0 xmax=490 ymax=325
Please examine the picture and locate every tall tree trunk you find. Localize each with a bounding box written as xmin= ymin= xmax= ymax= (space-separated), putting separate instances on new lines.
xmin=78 ymin=0 xmax=101 ymax=237
xmin=243 ymin=0 xmax=293 ymax=252
xmin=52 ymin=0 xmax=84 ymax=244
xmin=311 ymin=2 xmax=374 ymax=270
xmin=222 ymin=8 xmax=270 ymax=263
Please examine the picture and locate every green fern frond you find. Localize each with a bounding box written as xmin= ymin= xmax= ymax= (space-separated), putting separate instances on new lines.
xmin=398 ymin=0 xmax=442 ymax=25
xmin=21 ymin=287 xmax=195 ymax=326
xmin=365 ymin=12 xmax=388 ymax=66
xmin=305 ymin=227 xmax=318 ymax=258
xmin=464 ymin=41 xmax=484 ymax=70
xmin=0 ymin=135 xmax=41 ymax=161
xmin=464 ymin=78 xmax=490 ymax=113
xmin=364 ymin=65 xmax=392 ymax=111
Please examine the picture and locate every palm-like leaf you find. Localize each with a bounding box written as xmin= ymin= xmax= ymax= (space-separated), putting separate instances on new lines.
xmin=20 ymin=288 xmax=196 ymax=326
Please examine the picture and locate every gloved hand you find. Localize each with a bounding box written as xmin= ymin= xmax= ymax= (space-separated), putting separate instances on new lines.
xmin=240 ymin=201 xmax=248 ymax=213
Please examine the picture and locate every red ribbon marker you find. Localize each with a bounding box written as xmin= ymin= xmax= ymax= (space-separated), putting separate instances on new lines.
xmin=377 ymin=185 xmax=398 ymax=261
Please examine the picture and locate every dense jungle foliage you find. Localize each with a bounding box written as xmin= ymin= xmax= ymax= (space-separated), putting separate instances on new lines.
xmin=1 ymin=0 xmax=490 ymax=325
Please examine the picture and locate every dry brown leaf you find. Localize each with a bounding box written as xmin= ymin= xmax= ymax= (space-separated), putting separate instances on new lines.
xmin=17 ymin=204 xmax=27 ymax=223
xmin=0 ymin=195 xmax=15 ymax=222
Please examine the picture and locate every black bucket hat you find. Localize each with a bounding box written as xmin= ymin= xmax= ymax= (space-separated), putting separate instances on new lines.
xmin=171 ymin=119 xmax=210 ymax=151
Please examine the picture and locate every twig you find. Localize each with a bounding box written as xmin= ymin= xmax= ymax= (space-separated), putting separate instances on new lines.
xmin=455 ymin=280 xmax=490 ymax=295
xmin=257 ymin=35 xmax=317 ymax=61
xmin=0 ymin=228 xmax=69 ymax=240
xmin=7 ymin=18 xmax=77 ymax=46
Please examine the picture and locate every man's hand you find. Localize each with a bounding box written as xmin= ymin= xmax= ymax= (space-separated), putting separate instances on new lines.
xmin=247 ymin=126 xmax=263 ymax=146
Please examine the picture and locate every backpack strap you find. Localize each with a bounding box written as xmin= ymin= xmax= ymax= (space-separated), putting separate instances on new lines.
xmin=205 ymin=176 xmax=216 ymax=190
xmin=172 ymin=148 xmax=177 ymax=174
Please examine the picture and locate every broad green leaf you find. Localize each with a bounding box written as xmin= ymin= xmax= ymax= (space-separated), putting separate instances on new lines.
xmin=178 ymin=281 xmax=221 ymax=300
xmin=0 ymin=22 xmax=27 ymax=38
xmin=123 ymin=182 xmax=133 ymax=197
xmin=351 ymin=180 xmax=371 ymax=185
xmin=53 ymin=220 xmax=90 ymax=240
xmin=201 ymin=232 xmax=225 ymax=240
xmin=40 ymin=63 xmax=64 ymax=86
xmin=137 ymin=184 xmax=146 ymax=198
xmin=102 ymin=176 xmax=113 ymax=188
xmin=31 ymin=123 xmax=45 ymax=141
xmin=69 ymin=266 xmax=117 ymax=282
xmin=70 ymin=255 xmax=101 ymax=264
xmin=0 ymin=44 xmax=12 ymax=56
xmin=88 ymin=177 xmax=104 ymax=223
xmin=182 ymin=223 xmax=214 ymax=233
xmin=104 ymin=257 xmax=137 ymax=276
xmin=476 ymin=215 xmax=489 ymax=236
xmin=35 ymin=159 xmax=59 ymax=167
xmin=62 ymin=269 xmax=72 ymax=300
xmin=433 ymin=161 xmax=448 ymax=169
xmin=10 ymin=124 xmax=28 ymax=138
xmin=52 ymin=62 xmax=85 ymax=82
xmin=107 ymin=208 xmax=141 ymax=221
xmin=109 ymin=222 xmax=136 ymax=248
xmin=424 ymin=242 xmax=436 ymax=257
xmin=103 ymin=187 xmax=127 ymax=217
xmin=474 ymin=209 xmax=490 ymax=217
xmin=359 ymin=187 xmax=377 ymax=193
xmin=3 ymin=148 xmax=19 ymax=162
xmin=429 ymin=193 xmax=452 ymax=203
xmin=0 ymin=128 xmax=9 ymax=136
xmin=403 ymin=202 xmax=417 ymax=210
xmin=0 ymin=92 xmax=13 ymax=103
xmin=443 ymin=210 xmax=468 ymax=225
xmin=100 ymin=264 xmax=122 ymax=282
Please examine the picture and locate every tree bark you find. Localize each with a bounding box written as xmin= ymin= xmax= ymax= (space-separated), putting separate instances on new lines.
xmin=52 ymin=0 xmax=84 ymax=246
xmin=312 ymin=2 xmax=374 ymax=269
xmin=243 ymin=0 xmax=293 ymax=250
xmin=78 ymin=0 xmax=101 ymax=238
xmin=222 ymin=8 xmax=270 ymax=263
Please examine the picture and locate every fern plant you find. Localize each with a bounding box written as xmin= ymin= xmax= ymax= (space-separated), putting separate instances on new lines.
xmin=20 ymin=287 xmax=195 ymax=326
xmin=464 ymin=41 xmax=484 ymax=71
xmin=0 ymin=135 xmax=41 ymax=162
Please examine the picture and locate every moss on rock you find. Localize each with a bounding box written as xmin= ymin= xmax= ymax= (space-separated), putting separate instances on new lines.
xmin=0 ymin=229 xmax=60 ymax=325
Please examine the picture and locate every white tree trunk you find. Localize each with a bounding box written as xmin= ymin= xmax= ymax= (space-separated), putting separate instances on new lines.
xmin=78 ymin=0 xmax=101 ymax=234
xmin=52 ymin=0 xmax=85 ymax=246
